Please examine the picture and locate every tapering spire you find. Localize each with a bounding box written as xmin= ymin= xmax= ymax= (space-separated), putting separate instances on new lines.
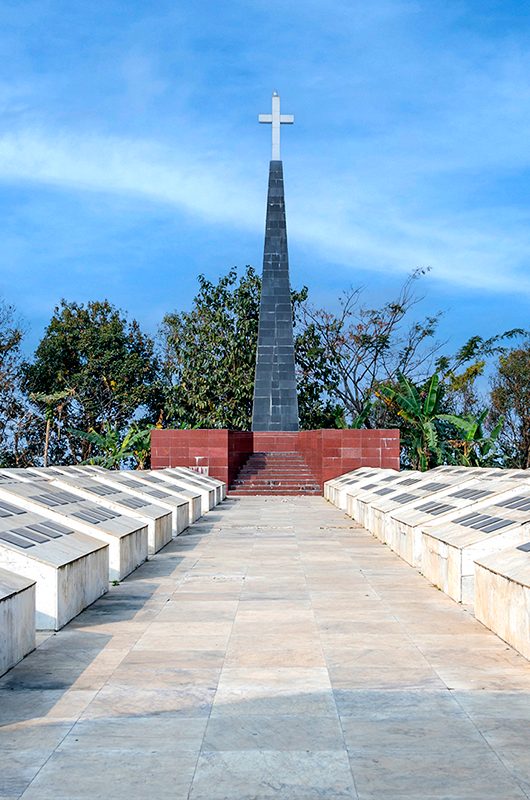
xmin=252 ymin=96 xmax=299 ymax=432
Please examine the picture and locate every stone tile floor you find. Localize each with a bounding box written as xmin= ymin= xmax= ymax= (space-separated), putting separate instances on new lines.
xmin=1 ymin=496 xmax=529 ymax=799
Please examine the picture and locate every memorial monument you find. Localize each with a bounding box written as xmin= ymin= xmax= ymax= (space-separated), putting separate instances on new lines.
xmin=151 ymin=94 xmax=400 ymax=491
xmin=252 ymin=93 xmax=299 ymax=431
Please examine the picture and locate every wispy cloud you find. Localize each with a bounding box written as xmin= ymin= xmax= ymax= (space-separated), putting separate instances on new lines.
xmin=1 ymin=123 xmax=530 ymax=295
xmin=1 ymin=0 xmax=530 ymax=342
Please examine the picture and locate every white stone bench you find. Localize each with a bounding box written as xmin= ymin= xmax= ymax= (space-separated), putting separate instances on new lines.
xmin=0 ymin=566 xmax=35 ymax=675
xmin=0 ymin=504 xmax=108 ymax=629
xmin=474 ymin=543 xmax=530 ymax=660
xmin=0 ymin=481 xmax=148 ymax=582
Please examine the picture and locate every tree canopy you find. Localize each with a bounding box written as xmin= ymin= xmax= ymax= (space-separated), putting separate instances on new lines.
xmin=160 ymin=266 xmax=338 ymax=430
xmin=22 ymin=299 xmax=161 ymax=463
xmin=0 ymin=266 xmax=527 ymax=470
xmin=491 ymin=343 xmax=530 ymax=468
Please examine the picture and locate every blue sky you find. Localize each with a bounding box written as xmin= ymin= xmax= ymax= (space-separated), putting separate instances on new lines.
xmin=1 ymin=0 xmax=529 ymax=355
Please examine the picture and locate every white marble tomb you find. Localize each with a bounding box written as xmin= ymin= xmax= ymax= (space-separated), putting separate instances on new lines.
xmin=0 ymin=480 xmax=147 ymax=582
xmin=474 ymin=541 xmax=530 ymax=659
xmin=164 ymin=466 xmax=226 ymax=502
xmin=137 ymin=470 xmax=214 ymax=514
xmin=421 ymin=489 xmax=530 ymax=603
xmin=325 ymin=468 xmax=396 ymax=510
xmin=386 ymin=478 xmax=523 ymax=567
xmin=28 ymin=468 xmax=176 ymax=553
xmin=0 ymin=499 xmax=108 ymax=629
xmin=81 ymin=468 xmax=200 ymax=527
xmin=0 ymin=566 xmax=35 ymax=675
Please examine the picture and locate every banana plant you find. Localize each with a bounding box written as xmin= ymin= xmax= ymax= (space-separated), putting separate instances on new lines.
xmin=350 ymin=399 xmax=374 ymax=429
xmin=68 ymin=422 xmax=153 ymax=469
xmin=377 ymin=373 xmax=445 ymax=470
xmin=438 ymin=409 xmax=504 ymax=466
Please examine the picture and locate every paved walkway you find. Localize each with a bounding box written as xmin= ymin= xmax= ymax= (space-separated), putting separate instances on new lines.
xmin=1 ymin=496 xmax=530 ymax=799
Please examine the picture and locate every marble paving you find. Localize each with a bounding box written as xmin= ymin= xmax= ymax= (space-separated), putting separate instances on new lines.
xmin=1 ymin=496 xmax=529 ymax=799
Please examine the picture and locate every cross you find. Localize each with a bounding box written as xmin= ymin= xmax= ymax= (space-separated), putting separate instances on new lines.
xmin=258 ymin=91 xmax=294 ymax=161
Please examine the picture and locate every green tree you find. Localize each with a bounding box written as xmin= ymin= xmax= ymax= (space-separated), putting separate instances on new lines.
xmin=29 ymin=388 xmax=75 ymax=467
xmin=300 ymin=270 xmax=444 ymax=428
xmin=378 ymin=371 xmax=507 ymax=470
xmin=490 ymin=343 xmax=530 ymax=468
xmin=436 ymin=330 xmax=525 ymax=418
xmin=160 ymin=266 xmax=338 ymax=430
xmin=0 ymin=301 xmax=26 ymax=466
xmin=161 ymin=267 xmax=260 ymax=429
xmin=23 ymin=300 xmax=160 ymax=463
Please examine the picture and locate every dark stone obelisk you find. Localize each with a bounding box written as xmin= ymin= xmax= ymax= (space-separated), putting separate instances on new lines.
xmin=252 ymin=156 xmax=299 ymax=431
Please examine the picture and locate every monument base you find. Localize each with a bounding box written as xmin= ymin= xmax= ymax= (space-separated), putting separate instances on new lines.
xmin=151 ymin=429 xmax=400 ymax=494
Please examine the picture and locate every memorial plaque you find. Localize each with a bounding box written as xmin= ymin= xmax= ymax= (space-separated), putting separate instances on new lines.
xmin=452 ymin=512 xmax=512 ymax=533
xmin=495 ymin=495 xmax=530 ymax=512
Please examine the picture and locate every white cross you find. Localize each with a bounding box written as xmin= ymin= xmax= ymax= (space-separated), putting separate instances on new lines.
xmin=258 ymin=91 xmax=294 ymax=161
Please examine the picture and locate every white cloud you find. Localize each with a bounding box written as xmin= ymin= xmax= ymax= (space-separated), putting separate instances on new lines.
xmin=1 ymin=123 xmax=530 ymax=296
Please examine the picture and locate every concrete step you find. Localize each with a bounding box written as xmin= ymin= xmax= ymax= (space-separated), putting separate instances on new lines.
xmin=237 ymin=470 xmax=315 ymax=481
xmin=230 ymin=489 xmax=322 ymax=496
xmin=229 ymin=450 xmax=321 ymax=496
xmin=231 ymin=481 xmax=321 ymax=489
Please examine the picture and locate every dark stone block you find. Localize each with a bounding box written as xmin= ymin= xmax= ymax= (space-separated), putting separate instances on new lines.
xmin=252 ymin=161 xmax=299 ymax=432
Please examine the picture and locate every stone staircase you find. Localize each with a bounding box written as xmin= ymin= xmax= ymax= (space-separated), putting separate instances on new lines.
xmin=229 ymin=451 xmax=321 ymax=496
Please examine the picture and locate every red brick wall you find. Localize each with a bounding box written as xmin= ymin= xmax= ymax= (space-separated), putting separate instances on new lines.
xmin=151 ymin=428 xmax=400 ymax=489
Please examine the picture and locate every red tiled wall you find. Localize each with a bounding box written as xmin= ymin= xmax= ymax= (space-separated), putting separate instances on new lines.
xmin=297 ymin=430 xmax=323 ymax=483
xmin=150 ymin=429 xmax=231 ymax=484
xmin=295 ymin=429 xmax=400 ymax=484
xmin=227 ymin=432 xmax=253 ymax=486
xmin=318 ymin=429 xmax=400 ymax=484
xmin=253 ymin=432 xmax=300 ymax=453
xmin=151 ymin=428 xmax=400 ymax=489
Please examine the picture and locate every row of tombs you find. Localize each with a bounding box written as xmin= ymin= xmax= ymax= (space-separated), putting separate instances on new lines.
xmin=0 ymin=464 xmax=226 ymax=677
xmin=325 ymin=465 xmax=530 ymax=661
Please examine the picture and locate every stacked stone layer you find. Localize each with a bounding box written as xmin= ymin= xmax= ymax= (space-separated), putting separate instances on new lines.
xmin=252 ymin=160 xmax=299 ymax=432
